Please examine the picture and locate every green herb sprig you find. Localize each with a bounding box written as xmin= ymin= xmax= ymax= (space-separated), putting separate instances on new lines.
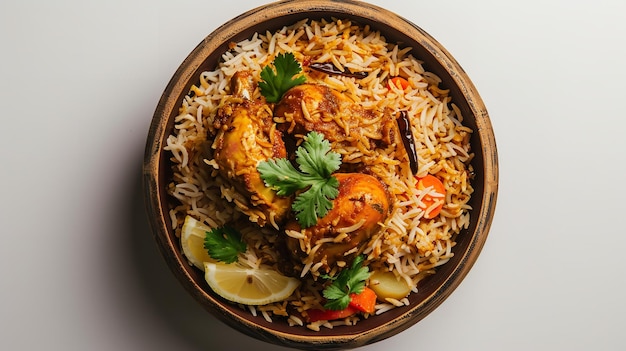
xmin=257 ymin=131 xmax=341 ymax=228
xmin=258 ymin=52 xmax=306 ymax=103
xmin=203 ymin=226 xmax=247 ymax=264
xmin=322 ymin=255 xmax=370 ymax=310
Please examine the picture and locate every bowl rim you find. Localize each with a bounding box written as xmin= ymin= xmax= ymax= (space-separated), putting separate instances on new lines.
xmin=143 ymin=0 xmax=498 ymax=349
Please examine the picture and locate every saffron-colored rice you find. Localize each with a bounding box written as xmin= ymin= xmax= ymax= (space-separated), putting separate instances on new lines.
xmin=164 ymin=18 xmax=474 ymax=330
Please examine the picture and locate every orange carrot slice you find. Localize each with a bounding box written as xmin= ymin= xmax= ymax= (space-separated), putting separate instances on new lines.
xmin=349 ymin=287 xmax=377 ymax=314
xmin=417 ymin=175 xmax=445 ymax=219
xmin=388 ymin=77 xmax=410 ymax=90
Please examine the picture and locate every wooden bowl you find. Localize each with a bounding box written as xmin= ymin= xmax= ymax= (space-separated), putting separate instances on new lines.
xmin=143 ymin=0 xmax=498 ymax=349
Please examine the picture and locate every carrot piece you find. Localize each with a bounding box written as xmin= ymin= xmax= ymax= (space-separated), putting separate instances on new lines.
xmin=416 ymin=175 xmax=446 ymax=219
xmin=349 ymin=287 xmax=377 ymax=314
xmin=388 ymin=77 xmax=410 ymax=90
xmin=306 ymin=306 xmax=358 ymax=322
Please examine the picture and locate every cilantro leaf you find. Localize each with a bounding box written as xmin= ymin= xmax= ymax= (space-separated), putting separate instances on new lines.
xmin=292 ymin=180 xmax=338 ymax=229
xmin=258 ymin=52 xmax=306 ymax=103
xmin=323 ymin=285 xmax=352 ymax=311
xmin=254 ymin=157 xmax=307 ymax=196
xmin=257 ymin=132 xmax=341 ymax=228
xmin=322 ymin=255 xmax=370 ymax=310
xmin=295 ymin=132 xmax=341 ymax=178
xmin=203 ymin=226 xmax=246 ymax=263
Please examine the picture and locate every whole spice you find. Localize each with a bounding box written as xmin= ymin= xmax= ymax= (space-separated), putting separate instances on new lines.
xmin=396 ymin=110 xmax=418 ymax=174
xmin=309 ymin=62 xmax=368 ymax=79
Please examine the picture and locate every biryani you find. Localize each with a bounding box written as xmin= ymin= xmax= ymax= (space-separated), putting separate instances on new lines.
xmin=164 ymin=18 xmax=474 ymax=330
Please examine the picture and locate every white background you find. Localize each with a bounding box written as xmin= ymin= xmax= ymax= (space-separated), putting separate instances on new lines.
xmin=1 ymin=1 xmax=625 ymax=350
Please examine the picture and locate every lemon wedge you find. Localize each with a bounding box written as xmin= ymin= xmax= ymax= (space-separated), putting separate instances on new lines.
xmin=181 ymin=215 xmax=215 ymax=270
xmin=204 ymin=262 xmax=300 ymax=305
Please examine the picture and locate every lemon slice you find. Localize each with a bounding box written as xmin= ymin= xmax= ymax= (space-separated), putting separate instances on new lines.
xmin=181 ymin=215 xmax=214 ymax=270
xmin=204 ymin=262 xmax=300 ymax=305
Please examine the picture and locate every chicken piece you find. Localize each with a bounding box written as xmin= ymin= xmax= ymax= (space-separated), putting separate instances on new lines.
xmin=284 ymin=173 xmax=392 ymax=272
xmin=212 ymin=98 xmax=291 ymax=227
xmin=274 ymin=83 xmax=396 ymax=147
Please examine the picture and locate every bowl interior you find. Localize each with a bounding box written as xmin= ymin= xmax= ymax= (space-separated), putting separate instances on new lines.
xmin=144 ymin=1 xmax=497 ymax=349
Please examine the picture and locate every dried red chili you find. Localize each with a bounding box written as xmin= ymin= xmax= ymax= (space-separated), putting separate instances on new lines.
xmin=397 ymin=110 xmax=418 ymax=174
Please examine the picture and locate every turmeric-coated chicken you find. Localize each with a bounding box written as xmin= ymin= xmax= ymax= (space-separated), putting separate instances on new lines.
xmin=284 ymin=172 xmax=392 ymax=272
xmin=274 ymin=83 xmax=396 ymax=147
xmin=212 ymin=98 xmax=291 ymax=227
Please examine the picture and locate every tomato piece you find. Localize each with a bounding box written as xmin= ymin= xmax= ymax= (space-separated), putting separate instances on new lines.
xmin=306 ymin=306 xmax=358 ymax=322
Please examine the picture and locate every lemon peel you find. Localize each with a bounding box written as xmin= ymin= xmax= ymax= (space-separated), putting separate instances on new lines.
xmin=180 ymin=216 xmax=215 ymax=270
